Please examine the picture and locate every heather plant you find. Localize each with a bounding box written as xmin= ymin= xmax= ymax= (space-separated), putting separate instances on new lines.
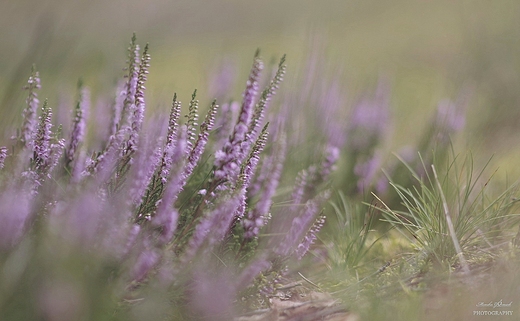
xmin=0 ymin=35 xmax=340 ymax=320
xmin=1 ymin=33 xmax=520 ymax=321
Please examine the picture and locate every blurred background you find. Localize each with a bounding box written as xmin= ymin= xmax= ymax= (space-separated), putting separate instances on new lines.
xmin=1 ymin=0 xmax=520 ymax=179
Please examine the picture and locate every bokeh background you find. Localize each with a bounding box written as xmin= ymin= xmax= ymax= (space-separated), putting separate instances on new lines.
xmin=1 ymin=0 xmax=520 ymax=178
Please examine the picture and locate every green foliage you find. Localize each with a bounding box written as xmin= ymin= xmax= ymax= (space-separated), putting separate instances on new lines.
xmin=376 ymin=153 xmax=520 ymax=266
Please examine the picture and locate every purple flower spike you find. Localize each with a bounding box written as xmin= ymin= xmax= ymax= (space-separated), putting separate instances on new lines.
xmin=152 ymin=127 xmax=188 ymax=245
xmin=246 ymin=55 xmax=286 ymax=144
xmin=130 ymin=137 xmax=163 ymax=205
xmin=185 ymin=90 xmax=200 ymax=153
xmin=296 ymin=215 xmax=326 ymax=259
xmin=276 ymin=190 xmax=330 ymax=257
xmin=183 ymin=100 xmax=219 ymax=186
xmin=158 ymin=95 xmax=182 ymax=183
xmin=65 ymin=86 xmax=89 ymax=167
xmin=108 ymin=81 xmax=126 ymax=139
xmin=348 ymin=79 xmax=391 ymax=152
xmin=121 ymin=36 xmax=140 ymax=133
xmin=234 ymin=124 xmax=269 ymax=219
xmin=214 ymin=55 xmax=263 ymax=183
xmin=127 ymin=44 xmax=151 ymax=154
xmin=21 ymin=69 xmax=41 ymax=148
xmin=33 ymin=100 xmax=53 ymax=176
xmin=354 ymin=151 xmax=383 ymax=194
xmin=321 ymin=145 xmax=340 ymax=180
xmin=214 ymin=102 xmax=239 ymax=152
xmin=183 ymin=190 xmax=242 ymax=263
xmin=0 ymin=146 xmax=7 ymax=169
xmin=243 ymin=133 xmax=285 ymax=239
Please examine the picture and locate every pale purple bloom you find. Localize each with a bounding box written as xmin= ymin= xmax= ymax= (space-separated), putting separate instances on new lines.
xmin=0 ymin=187 xmax=31 ymax=249
xmin=127 ymin=44 xmax=150 ymax=154
xmin=65 ymin=87 xmax=89 ymax=166
xmin=296 ymin=215 xmax=326 ymax=259
xmin=152 ymin=128 xmax=187 ymax=245
xmin=317 ymin=77 xmax=348 ymax=149
xmin=354 ymin=151 xmax=383 ymax=194
xmin=189 ymin=268 xmax=235 ymax=320
xmin=166 ymin=95 xmax=182 ymax=147
xmin=276 ymin=191 xmax=330 ymax=257
xmin=38 ymin=279 xmax=85 ymax=321
xmin=213 ymin=56 xmax=263 ymax=182
xmin=348 ymin=79 xmax=391 ymax=152
xmin=87 ymin=40 xmax=140 ymax=175
xmin=435 ymin=98 xmax=466 ymax=144
xmin=21 ymin=70 xmax=41 ymax=148
xmin=245 ymin=55 xmax=286 ymax=144
xmin=48 ymin=137 xmax=66 ymax=176
xmin=183 ymin=190 xmax=242 ymax=263
xmin=109 ymin=82 xmax=127 ymax=139
xmin=60 ymin=191 xmax=104 ymax=246
xmin=120 ymin=223 xmax=141 ymax=259
xmin=321 ymin=145 xmax=340 ymax=180
xmin=183 ymin=100 xmax=218 ymax=186
xmin=213 ymin=101 xmax=239 ymax=152
xmin=129 ymin=136 xmax=163 ymax=205
xmin=33 ymin=100 xmax=53 ymax=175
xmin=158 ymin=95 xmax=182 ymax=183
xmin=132 ymin=246 xmax=161 ymax=283
xmin=121 ymin=38 xmax=140 ymax=133
xmin=243 ymin=134 xmax=285 ymax=239
xmin=208 ymin=58 xmax=237 ymax=100
xmin=185 ymin=91 xmax=200 ymax=153
xmin=290 ymin=168 xmax=311 ymax=210
xmin=234 ymin=124 xmax=268 ymax=219
xmin=0 ymin=146 xmax=7 ymax=169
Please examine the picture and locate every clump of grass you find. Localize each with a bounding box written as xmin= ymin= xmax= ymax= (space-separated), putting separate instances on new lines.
xmin=376 ymin=153 xmax=519 ymax=271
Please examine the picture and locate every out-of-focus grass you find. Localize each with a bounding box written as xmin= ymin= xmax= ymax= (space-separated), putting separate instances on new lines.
xmin=2 ymin=0 xmax=520 ymax=161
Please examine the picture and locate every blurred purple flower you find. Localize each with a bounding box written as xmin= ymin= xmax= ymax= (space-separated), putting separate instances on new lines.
xmin=65 ymin=86 xmax=89 ymax=166
xmin=0 ymin=187 xmax=31 ymax=249
xmin=213 ymin=101 xmax=239 ymax=152
xmin=435 ymin=98 xmax=466 ymax=145
xmin=152 ymin=128 xmax=187 ymax=245
xmin=237 ymin=256 xmax=272 ymax=291
xmin=189 ymin=268 xmax=235 ymax=320
xmin=354 ymin=152 xmax=383 ymax=194
xmin=348 ymin=79 xmax=391 ymax=152
xmin=21 ymin=69 xmax=41 ymax=148
xmin=208 ymin=58 xmax=237 ymax=100
xmin=132 ymin=246 xmax=161 ymax=283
